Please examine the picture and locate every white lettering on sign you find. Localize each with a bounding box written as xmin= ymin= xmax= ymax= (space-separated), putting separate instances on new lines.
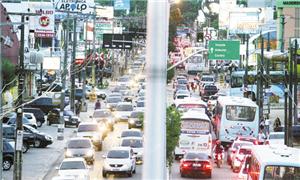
xmin=215 ymin=44 xmax=226 ymax=47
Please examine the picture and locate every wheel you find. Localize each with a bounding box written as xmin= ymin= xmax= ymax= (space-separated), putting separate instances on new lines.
xmin=3 ymin=158 xmax=12 ymax=171
xmin=97 ymin=144 xmax=102 ymax=151
xmin=207 ymin=172 xmax=212 ymax=178
xmin=37 ymin=121 xmax=42 ymax=127
xmin=33 ymin=125 xmax=37 ymax=129
xmin=128 ymin=125 xmax=132 ymax=129
xmin=102 ymin=170 xmax=107 ymax=178
xmin=34 ymin=140 xmax=41 ymax=148
xmin=127 ymin=171 xmax=132 ymax=177
xmin=22 ymin=142 xmax=29 ymax=153
xmin=180 ymin=173 xmax=185 ymax=178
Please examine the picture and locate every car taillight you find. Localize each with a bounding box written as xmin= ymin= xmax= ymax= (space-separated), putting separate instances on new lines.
xmin=182 ymin=161 xmax=190 ymax=168
xmin=204 ymin=164 xmax=212 ymax=169
xmin=265 ymin=140 xmax=269 ymax=145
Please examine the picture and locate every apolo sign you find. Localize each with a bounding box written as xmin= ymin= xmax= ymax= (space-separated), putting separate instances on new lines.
xmin=54 ymin=0 xmax=94 ymax=13
xmin=276 ymin=0 xmax=300 ymax=8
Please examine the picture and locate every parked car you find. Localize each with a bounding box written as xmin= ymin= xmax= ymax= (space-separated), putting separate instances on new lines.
xmin=57 ymin=158 xmax=90 ymax=179
xmin=64 ymin=138 xmax=95 ymax=165
xmin=179 ymin=152 xmax=212 ymax=178
xmin=24 ymin=97 xmax=60 ymax=114
xmin=102 ymin=146 xmax=136 ymax=177
xmin=23 ymin=108 xmax=46 ymax=127
xmin=23 ymin=124 xmax=53 ymax=148
xmin=3 ymin=124 xmax=34 ymax=153
xmin=3 ymin=139 xmax=14 ymax=171
xmin=47 ymin=109 xmax=80 ymax=127
xmin=128 ymin=111 xmax=144 ymax=129
xmin=76 ymin=122 xmax=104 ymax=151
xmin=7 ymin=116 xmax=37 ymax=129
xmin=2 ymin=112 xmax=37 ymax=129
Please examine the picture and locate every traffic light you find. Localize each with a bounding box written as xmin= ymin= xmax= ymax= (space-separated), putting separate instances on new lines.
xmin=197 ymin=32 xmax=203 ymax=42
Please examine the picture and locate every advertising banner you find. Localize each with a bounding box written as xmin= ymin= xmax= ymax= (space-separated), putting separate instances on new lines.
xmin=54 ymin=0 xmax=95 ymax=20
xmin=229 ymin=11 xmax=260 ymax=34
xmin=95 ymin=19 xmax=113 ymax=39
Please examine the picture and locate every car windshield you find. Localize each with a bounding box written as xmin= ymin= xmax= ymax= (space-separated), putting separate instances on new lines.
xmin=204 ymin=85 xmax=217 ymax=90
xmin=121 ymin=131 xmax=142 ymax=138
xmin=25 ymin=125 xmax=39 ymax=133
xmin=68 ymin=139 xmax=91 ymax=148
xmin=130 ymin=112 xmax=143 ymax=118
xmin=64 ymin=110 xmax=74 ymax=116
xmin=226 ymin=105 xmax=256 ymax=122
xmin=107 ymin=97 xmax=121 ymax=103
xmin=239 ymin=148 xmax=251 ymax=155
xmin=107 ymin=150 xmax=129 ymax=159
xmin=185 ymin=152 xmax=208 ymax=160
xmin=118 ymin=77 xmax=129 ymax=82
xmin=177 ymin=90 xmax=189 ymax=94
xmin=93 ymin=110 xmax=110 ymax=118
xmin=176 ymin=85 xmax=187 ymax=90
xmin=269 ymin=133 xmax=284 ymax=139
xmin=202 ymin=77 xmax=214 ymax=82
xmin=136 ymin=101 xmax=144 ymax=107
xmin=116 ymin=104 xmax=133 ymax=111
xmin=121 ymin=139 xmax=143 ymax=148
xmin=178 ymin=79 xmax=187 ymax=84
xmin=78 ymin=124 xmax=98 ymax=132
xmin=60 ymin=161 xmax=86 ymax=170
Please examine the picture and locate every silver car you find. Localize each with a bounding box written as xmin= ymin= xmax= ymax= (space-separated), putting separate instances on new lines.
xmin=65 ymin=138 xmax=95 ymax=165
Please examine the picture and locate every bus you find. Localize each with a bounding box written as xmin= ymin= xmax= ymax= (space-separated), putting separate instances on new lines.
xmin=246 ymin=145 xmax=300 ymax=180
xmin=228 ymin=70 xmax=285 ymax=101
xmin=185 ymin=53 xmax=205 ymax=75
xmin=174 ymin=97 xmax=207 ymax=112
xmin=174 ymin=110 xmax=215 ymax=159
xmin=214 ymin=96 xmax=259 ymax=144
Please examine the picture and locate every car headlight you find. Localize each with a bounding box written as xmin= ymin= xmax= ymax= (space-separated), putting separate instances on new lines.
xmin=45 ymin=135 xmax=52 ymax=141
xmin=86 ymin=149 xmax=94 ymax=157
xmin=65 ymin=150 xmax=72 ymax=157
xmin=129 ymin=119 xmax=135 ymax=124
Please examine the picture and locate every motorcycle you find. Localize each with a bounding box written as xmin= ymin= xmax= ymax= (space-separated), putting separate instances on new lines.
xmin=214 ymin=152 xmax=223 ymax=168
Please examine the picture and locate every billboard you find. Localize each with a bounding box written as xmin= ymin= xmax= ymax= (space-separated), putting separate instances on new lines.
xmin=34 ymin=8 xmax=55 ymax=38
xmin=229 ymin=11 xmax=260 ymax=34
xmin=84 ymin=22 xmax=94 ymax=41
xmin=96 ymin=6 xmax=114 ymax=18
xmin=114 ymin=0 xmax=130 ymax=10
xmin=95 ymin=19 xmax=113 ymax=39
xmin=54 ymin=0 xmax=95 ymax=20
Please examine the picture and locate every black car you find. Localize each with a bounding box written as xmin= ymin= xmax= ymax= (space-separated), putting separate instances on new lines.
xmin=3 ymin=139 xmax=14 ymax=171
xmin=23 ymin=125 xmax=53 ymax=148
xmin=23 ymin=108 xmax=45 ymax=127
xmin=47 ymin=109 xmax=80 ymax=127
xmin=24 ymin=97 xmax=60 ymax=114
xmin=3 ymin=124 xmax=34 ymax=153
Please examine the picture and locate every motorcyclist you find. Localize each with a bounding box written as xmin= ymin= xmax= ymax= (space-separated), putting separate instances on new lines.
xmin=214 ymin=140 xmax=224 ymax=154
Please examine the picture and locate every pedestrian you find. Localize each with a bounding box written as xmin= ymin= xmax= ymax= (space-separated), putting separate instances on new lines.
xmin=75 ymin=100 xmax=81 ymax=116
xmin=95 ymin=99 xmax=101 ymax=110
xmin=273 ymin=117 xmax=282 ymax=132
xmin=259 ymin=118 xmax=265 ymax=132
xmin=265 ymin=118 xmax=270 ymax=134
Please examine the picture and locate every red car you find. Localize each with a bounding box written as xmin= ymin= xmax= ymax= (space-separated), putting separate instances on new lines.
xmin=235 ymin=136 xmax=258 ymax=145
xmin=180 ymin=152 xmax=212 ymax=178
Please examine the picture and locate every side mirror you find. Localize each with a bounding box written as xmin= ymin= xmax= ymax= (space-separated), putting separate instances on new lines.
xmin=89 ymin=115 xmax=93 ymax=118
xmin=102 ymin=154 xmax=107 ymax=159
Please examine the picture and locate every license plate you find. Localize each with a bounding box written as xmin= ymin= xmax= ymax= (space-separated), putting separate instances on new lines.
xmin=193 ymin=164 xmax=201 ymax=167
xmin=113 ymin=168 xmax=120 ymax=171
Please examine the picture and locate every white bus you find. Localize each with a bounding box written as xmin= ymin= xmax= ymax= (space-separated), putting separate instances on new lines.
xmin=174 ymin=110 xmax=215 ymax=159
xmin=186 ymin=53 xmax=205 ymax=75
xmin=214 ymin=96 xmax=259 ymax=144
xmin=246 ymin=145 xmax=300 ymax=180
xmin=174 ymin=97 xmax=207 ymax=113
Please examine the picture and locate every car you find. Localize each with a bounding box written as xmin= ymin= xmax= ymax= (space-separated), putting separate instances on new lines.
xmin=135 ymin=100 xmax=145 ymax=112
xmin=3 ymin=139 xmax=14 ymax=171
xmin=231 ymin=145 xmax=252 ymax=173
xmin=179 ymin=152 xmax=212 ymax=178
xmin=47 ymin=109 xmax=81 ymax=127
xmin=128 ymin=111 xmax=144 ymax=129
xmin=91 ymin=109 xmax=114 ymax=131
xmin=200 ymin=75 xmax=215 ymax=86
xmin=57 ymin=158 xmax=90 ymax=180
xmin=236 ymin=155 xmax=251 ymax=180
xmin=117 ymin=76 xmax=131 ymax=87
xmin=105 ymin=96 xmax=122 ymax=111
xmin=235 ymin=136 xmax=258 ymax=145
xmin=24 ymin=97 xmax=60 ymax=114
xmin=76 ymin=122 xmax=104 ymax=151
xmin=120 ymin=137 xmax=143 ymax=164
xmin=177 ymin=78 xmax=188 ymax=86
xmin=23 ymin=112 xmax=37 ymax=127
xmin=120 ymin=129 xmax=143 ymax=139
xmin=3 ymin=124 xmax=34 ymax=153
xmin=3 ymin=112 xmax=37 ymax=129
xmin=200 ymin=84 xmax=219 ymax=101
xmin=23 ymin=108 xmax=45 ymax=127
xmin=135 ymin=96 xmax=145 ymax=103
xmin=174 ymin=84 xmax=188 ymax=96
xmin=7 ymin=116 xmax=37 ymax=129
xmin=86 ymin=87 xmax=107 ymax=100
xmin=174 ymin=90 xmax=190 ymax=100
xmin=265 ymin=132 xmax=284 ymax=145
xmin=122 ymin=91 xmax=134 ymax=103
xmin=102 ymin=146 xmax=136 ymax=177
xmin=65 ymin=88 xmax=84 ymax=101
xmin=23 ymin=124 xmax=53 ymax=148
xmin=64 ymin=138 xmax=95 ymax=165
xmin=114 ymin=102 xmax=134 ymax=122
xmin=227 ymin=140 xmax=254 ymax=165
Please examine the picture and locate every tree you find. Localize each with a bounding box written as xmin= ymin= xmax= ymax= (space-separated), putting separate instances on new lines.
xmin=167 ymin=62 xmax=175 ymax=83
xmin=2 ymin=58 xmax=16 ymax=91
xmin=166 ymin=106 xmax=181 ymax=169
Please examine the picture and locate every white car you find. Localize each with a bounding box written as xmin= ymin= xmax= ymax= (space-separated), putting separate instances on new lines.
xmin=174 ymin=90 xmax=190 ymax=100
xmin=114 ymin=102 xmax=134 ymax=121
xmin=120 ymin=137 xmax=143 ymax=164
xmin=231 ymin=145 xmax=252 ymax=173
xmin=265 ymin=132 xmax=284 ymax=145
xmin=200 ymin=75 xmax=215 ymax=86
xmin=76 ymin=122 xmax=104 ymax=151
xmin=23 ymin=112 xmax=37 ymax=127
xmin=57 ymin=158 xmax=90 ymax=180
xmin=117 ymin=76 xmax=131 ymax=87
xmin=102 ymin=146 xmax=136 ymax=178
xmin=135 ymin=100 xmax=145 ymax=112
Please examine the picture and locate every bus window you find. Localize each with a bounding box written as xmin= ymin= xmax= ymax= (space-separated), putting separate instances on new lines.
xmin=226 ymin=105 xmax=256 ymax=122
xmin=264 ymin=166 xmax=300 ymax=180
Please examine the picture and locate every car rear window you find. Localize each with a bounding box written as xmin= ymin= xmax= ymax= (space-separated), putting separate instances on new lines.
xmin=204 ymin=85 xmax=217 ymax=90
xmin=186 ymin=152 xmax=209 ymax=160
xmin=78 ymin=124 xmax=98 ymax=132
xmin=121 ymin=131 xmax=142 ymax=138
xmin=68 ymin=139 xmax=91 ymax=148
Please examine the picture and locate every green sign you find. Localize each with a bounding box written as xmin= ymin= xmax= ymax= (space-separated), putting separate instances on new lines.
xmin=95 ymin=20 xmax=113 ymax=39
xmin=276 ymin=0 xmax=300 ymax=8
xmin=208 ymin=40 xmax=240 ymax=61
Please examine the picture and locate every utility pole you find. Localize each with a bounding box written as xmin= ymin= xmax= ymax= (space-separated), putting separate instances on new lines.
xmin=284 ymin=69 xmax=288 ymax=145
xmin=92 ymin=7 xmax=96 ymax=87
xmin=294 ymin=40 xmax=298 ymax=126
xmin=0 ymin=17 xmax=3 ymax=180
xmin=288 ymin=42 xmax=293 ymax=147
xmin=70 ymin=16 xmax=77 ymax=112
xmin=278 ymin=7 xmax=285 ymax=53
xmin=59 ymin=11 xmax=70 ymax=140
xmin=244 ymin=34 xmax=249 ymax=98
xmin=82 ymin=21 xmax=88 ymax=111
xmin=143 ymin=0 xmax=168 ymax=179
xmin=257 ymin=36 xmax=264 ymax=121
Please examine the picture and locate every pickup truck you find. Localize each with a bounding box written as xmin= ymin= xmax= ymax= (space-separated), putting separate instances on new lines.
xmin=200 ymin=84 xmax=219 ymax=101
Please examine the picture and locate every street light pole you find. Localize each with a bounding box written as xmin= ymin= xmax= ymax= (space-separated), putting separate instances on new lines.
xmin=143 ymin=0 xmax=169 ymax=179
xmin=70 ymin=16 xmax=77 ymax=112
xmin=92 ymin=7 xmax=96 ymax=87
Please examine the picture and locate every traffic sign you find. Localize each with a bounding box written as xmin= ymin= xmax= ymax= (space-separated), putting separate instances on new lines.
xmin=276 ymin=0 xmax=300 ymax=8
xmin=208 ymin=40 xmax=240 ymax=61
xmin=102 ymin=33 xmax=133 ymax=49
